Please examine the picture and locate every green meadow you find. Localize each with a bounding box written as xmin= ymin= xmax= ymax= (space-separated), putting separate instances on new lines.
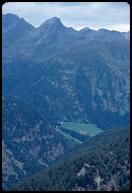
xmin=61 ymin=122 xmax=103 ymax=137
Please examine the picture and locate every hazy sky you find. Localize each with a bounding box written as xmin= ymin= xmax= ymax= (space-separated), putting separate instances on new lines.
xmin=2 ymin=2 xmax=130 ymax=32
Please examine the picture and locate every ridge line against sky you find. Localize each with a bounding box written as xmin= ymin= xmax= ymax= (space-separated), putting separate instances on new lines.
xmin=2 ymin=2 xmax=130 ymax=32
xmin=2 ymin=13 xmax=130 ymax=33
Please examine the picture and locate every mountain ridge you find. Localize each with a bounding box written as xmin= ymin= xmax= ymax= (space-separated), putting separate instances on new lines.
xmin=2 ymin=13 xmax=130 ymax=33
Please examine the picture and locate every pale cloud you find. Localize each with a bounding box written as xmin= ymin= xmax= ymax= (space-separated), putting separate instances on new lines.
xmin=2 ymin=2 xmax=130 ymax=32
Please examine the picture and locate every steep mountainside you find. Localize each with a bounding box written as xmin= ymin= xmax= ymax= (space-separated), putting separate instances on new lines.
xmin=12 ymin=128 xmax=130 ymax=191
xmin=2 ymin=96 xmax=73 ymax=190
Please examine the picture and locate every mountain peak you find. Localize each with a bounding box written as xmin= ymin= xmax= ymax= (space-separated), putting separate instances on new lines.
xmin=47 ymin=17 xmax=61 ymax=23
xmin=79 ymin=27 xmax=93 ymax=33
xmin=97 ymin=28 xmax=110 ymax=32
xmin=2 ymin=13 xmax=35 ymax=35
xmin=2 ymin=13 xmax=21 ymax=24
xmin=3 ymin=13 xmax=20 ymax=19
xmin=2 ymin=13 xmax=35 ymax=28
xmin=40 ymin=17 xmax=63 ymax=28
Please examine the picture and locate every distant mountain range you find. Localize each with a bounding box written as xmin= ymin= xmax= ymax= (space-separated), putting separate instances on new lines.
xmin=2 ymin=14 xmax=130 ymax=190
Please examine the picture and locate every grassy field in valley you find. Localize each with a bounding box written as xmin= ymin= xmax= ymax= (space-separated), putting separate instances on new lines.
xmin=61 ymin=122 xmax=103 ymax=137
